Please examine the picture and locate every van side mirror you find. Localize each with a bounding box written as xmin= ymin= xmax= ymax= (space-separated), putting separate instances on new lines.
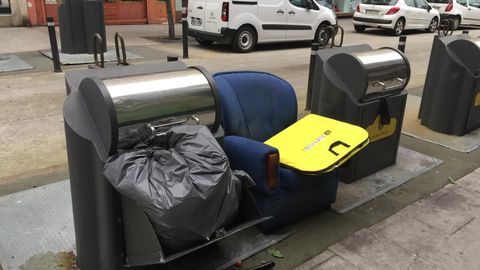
xmin=427 ymin=5 xmax=432 ymax=11
xmin=306 ymin=0 xmax=314 ymax=9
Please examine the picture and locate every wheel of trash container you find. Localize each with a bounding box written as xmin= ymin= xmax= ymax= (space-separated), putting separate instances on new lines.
xmin=354 ymin=25 xmax=366 ymax=33
xmin=195 ymin=37 xmax=214 ymax=46
xmin=426 ymin=17 xmax=438 ymax=33
xmin=392 ymin=18 xmax=405 ymax=36
xmin=232 ymin=26 xmax=257 ymax=53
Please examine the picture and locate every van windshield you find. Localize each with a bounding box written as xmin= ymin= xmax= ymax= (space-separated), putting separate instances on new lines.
xmin=361 ymin=0 xmax=398 ymax=5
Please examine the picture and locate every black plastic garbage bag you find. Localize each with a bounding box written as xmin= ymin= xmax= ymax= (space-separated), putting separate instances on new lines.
xmin=103 ymin=125 xmax=245 ymax=252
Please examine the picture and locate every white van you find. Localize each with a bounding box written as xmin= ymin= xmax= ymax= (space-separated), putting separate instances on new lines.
xmin=188 ymin=0 xmax=338 ymax=52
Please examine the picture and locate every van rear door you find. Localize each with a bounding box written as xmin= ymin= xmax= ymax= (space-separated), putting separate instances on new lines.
xmin=205 ymin=0 xmax=223 ymax=33
xmin=189 ymin=0 xmax=207 ymax=32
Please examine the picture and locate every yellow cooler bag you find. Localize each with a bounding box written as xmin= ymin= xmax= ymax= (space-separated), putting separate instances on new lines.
xmin=264 ymin=114 xmax=370 ymax=174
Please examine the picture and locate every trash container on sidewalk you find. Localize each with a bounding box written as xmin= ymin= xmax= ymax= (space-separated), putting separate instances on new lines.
xmin=63 ymin=63 xmax=267 ymax=270
xmin=310 ymin=45 xmax=410 ymax=183
xmin=419 ymin=34 xmax=480 ymax=135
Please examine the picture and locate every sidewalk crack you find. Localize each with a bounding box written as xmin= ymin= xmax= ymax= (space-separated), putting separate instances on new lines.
xmin=449 ymin=217 xmax=475 ymax=237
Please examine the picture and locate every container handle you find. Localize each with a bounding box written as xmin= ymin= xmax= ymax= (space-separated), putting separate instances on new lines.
xmin=374 ymin=77 xmax=405 ymax=92
xmin=328 ymin=141 xmax=351 ymax=156
xmin=147 ymin=115 xmax=200 ymax=137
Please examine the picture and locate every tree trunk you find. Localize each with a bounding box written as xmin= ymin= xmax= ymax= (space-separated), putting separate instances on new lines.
xmin=165 ymin=0 xmax=175 ymax=38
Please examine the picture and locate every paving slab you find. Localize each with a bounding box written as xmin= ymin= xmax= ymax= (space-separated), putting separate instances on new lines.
xmin=400 ymin=188 xmax=476 ymax=236
xmin=0 ymin=55 xmax=33 ymax=73
xmin=402 ymin=95 xmax=480 ymax=153
xmin=293 ymin=250 xmax=335 ymax=270
xmin=311 ymin=255 xmax=359 ymax=270
xmin=456 ymin=171 xmax=480 ymax=194
xmin=299 ymin=170 xmax=480 ymax=270
xmin=331 ymin=146 xmax=443 ymax=214
xmin=403 ymin=257 xmax=442 ymax=270
xmin=370 ymin=212 xmax=446 ymax=255
xmin=0 ymin=181 xmax=75 ymax=270
xmin=328 ymin=228 xmax=416 ymax=270
xmin=40 ymin=49 xmax=142 ymax=65
xmin=418 ymin=216 xmax=480 ymax=270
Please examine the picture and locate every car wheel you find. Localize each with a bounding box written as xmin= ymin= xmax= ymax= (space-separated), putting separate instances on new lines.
xmin=426 ymin=17 xmax=438 ymax=33
xmin=315 ymin=23 xmax=332 ymax=46
xmin=195 ymin=37 xmax=214 ymax=46
xmin=392 ymin=18 xmax=405 ymax=36
xmin=232 ymin=26 xmax=257 ymax=53
xmin=354 ymin=25 xmax=366 ymax=33
xmin=452 ymin=16 xmax=460 ymax=30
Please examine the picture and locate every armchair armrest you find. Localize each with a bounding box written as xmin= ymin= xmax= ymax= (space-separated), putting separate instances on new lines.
xmin=223 ymin=135 xmax=280 ymax=194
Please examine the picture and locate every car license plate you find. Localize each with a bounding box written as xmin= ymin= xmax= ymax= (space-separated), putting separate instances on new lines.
xmin=191 ymin=18 xmax=202 ymax=26
xmin=365 ymin=9 xmax=379 ymax=14
xmin=433 ymin=6 xmax=440 ymax=9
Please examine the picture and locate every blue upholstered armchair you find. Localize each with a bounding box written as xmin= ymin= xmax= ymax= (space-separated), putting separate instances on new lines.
xmin=213 ymin=71 xmax=339 ymax=231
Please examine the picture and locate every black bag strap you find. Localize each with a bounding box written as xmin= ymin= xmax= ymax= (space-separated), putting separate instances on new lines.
xmin=379 ymin=97 xmax=391 ymax=125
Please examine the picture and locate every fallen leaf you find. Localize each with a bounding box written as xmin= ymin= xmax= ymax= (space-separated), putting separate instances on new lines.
xmin=448 ymin=176 xmax=458 ymax=185
xmin=267 ymin=248 xmax=284 ymax=258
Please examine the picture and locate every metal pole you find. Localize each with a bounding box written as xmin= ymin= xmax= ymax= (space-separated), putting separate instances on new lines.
xmin=306 ymin=43 xmax=320 ymax=111
xmin=46 ymin=17 xmax=62 ymax=73
xmin=181 ymin=3 xmax=189 ymax=59
xmin=398 ymin=35 xmax=407 ymax=53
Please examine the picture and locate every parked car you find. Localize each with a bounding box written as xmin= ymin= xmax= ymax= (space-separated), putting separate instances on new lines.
xmin=353 ymin=0 xmax=440 ymax=35
xmin=427 ymin=0 xmax=480 ymax=29
xmin=188 ymin=0 xmax=337 ymax=52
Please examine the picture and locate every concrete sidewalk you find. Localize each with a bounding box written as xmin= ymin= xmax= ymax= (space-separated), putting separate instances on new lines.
xmin=297 ymin=168 xmax=480 ymax=270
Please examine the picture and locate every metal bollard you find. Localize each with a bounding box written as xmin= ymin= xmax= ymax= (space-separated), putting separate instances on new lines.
xmin=398 ymin=35 xmax=407 ymax=53
xmin=306 ymin=42 xmax=320 ymax=111
xmin=182 ymin=5 xmax=189 ymax=59
xmin=46 ymin=17 xmax=62 ymax=73
xmin=114 ymin=32 xmax=128 ymax=66
xmin=167 ymin=56 xmax=179 ymax=62
xmin=93 ymin=33 xmax=105 ymax=68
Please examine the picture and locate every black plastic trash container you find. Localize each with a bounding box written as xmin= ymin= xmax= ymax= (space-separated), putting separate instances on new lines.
xmin=419 ymin=34 xmax=480 ymax=135
xmin=310 ymin=45 xmax=410 ymax=183
xmin=63 ymin=63 xmax=267 ymax=270
xmin=58 ymin=0 xmax=106 ymax=54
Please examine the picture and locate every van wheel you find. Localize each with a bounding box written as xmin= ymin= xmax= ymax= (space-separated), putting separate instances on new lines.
xmin=392 ymin=18 xmax=405 ymax=36
xmin=354 ymin=25 xmax=366 ymax=33
xmin=426 ymin=17 xmax=438 ymax=33
xmin=195 ymin=37 xmax=214 ymax=46
xmin=315 ymin=23 xmax=331 ymax=46
xmin=232 ymin=26 xmax=257 ymax=53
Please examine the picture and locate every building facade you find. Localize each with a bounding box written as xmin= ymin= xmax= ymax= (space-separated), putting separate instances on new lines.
xmin=0 ymin=0 xmax=180 ymax=26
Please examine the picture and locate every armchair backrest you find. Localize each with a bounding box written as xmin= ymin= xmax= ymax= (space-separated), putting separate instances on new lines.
xmin=213 ymin=71 xmax=298 ymax=142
